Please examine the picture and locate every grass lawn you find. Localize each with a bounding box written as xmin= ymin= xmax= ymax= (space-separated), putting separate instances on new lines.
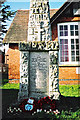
xmin=0 ymin=83 xmax=19 ymax=89
xmin=59 ymin=84 xmax=80 ymax=97
xmin=0 ymin=83 xmax=80 ymax=97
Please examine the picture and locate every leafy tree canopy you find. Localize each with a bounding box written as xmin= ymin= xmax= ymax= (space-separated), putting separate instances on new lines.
xmin=0 ymin=0 xmax=16 ymax=40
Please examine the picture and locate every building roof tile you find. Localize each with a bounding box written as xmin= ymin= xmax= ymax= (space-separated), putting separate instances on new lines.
xmin=3 ymin=9 xmax=58 ymax=43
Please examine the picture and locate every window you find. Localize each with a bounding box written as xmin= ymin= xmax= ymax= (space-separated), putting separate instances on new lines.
xmin=70 ymin=25 xmax=78 ymax=36
xmin=60 ymin=39 xmax=69 ymax=62
xmin=71 ymin=39 xmax=79 ymax=61
xmin=59 ymin=25 xmax=68 ymax=36
xmin=58 ymin=22 xmax=80 ymax=65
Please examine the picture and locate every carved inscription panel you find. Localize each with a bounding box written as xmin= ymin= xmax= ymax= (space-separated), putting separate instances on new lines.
xmin=30 ymin=52 xmax=49 ymax=94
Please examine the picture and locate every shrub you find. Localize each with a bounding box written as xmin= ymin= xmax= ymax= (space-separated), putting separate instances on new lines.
xmin=2 ymin=79 xmax=9 ymax=85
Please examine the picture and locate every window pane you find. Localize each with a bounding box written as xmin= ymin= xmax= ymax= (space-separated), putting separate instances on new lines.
xmin=60 ymin=45 xmax=64 ymax=50
xmin=65 ymin=39 xmax=68 ymax=44
xmin=64 ymin=25 xmax=68 ymax=30
xmin=75 ymin=25 xmax=78 ymax=30
xmin=60 ymin=32 xmax=63 ymax=36
xmin=71 ymin=57 xmax=75 ymax=61
xmin=60 ymin=52 xmax=62 ymax=57
xmin=76 ymin=51 xmax=79 ymax=55
xmin=76 ymin=57 xmax=79 ymax=61
xmin=65 ymin=45 xmax=68 ymax=50
xmin=64 ymin=31 xmax=68 ymax=36
xmin=61 ymin=57 xmax=64 ymax=62
xmin=65 ymin=57 xmax=69 ymax=61
xmin=60 ymin=25 xmax=63 ymax=30
xmin=75 ymin=31 xmax=78 ymax=36
xmin=70 ymin=25 xmax=74 ymax=30
xmin=60 ymin=50 xmax=64 ymax=55
xmin=71 ymin=31 xmax=74 ymax=36
xmin=71 ymin=45 xmax=75 ymax=49
xmin=76 ymin=39 xmax=79 ymax=44
xmin=71 ymin=39 xmax=74 ymax=44
xmin=76 ymin=45 xmax=79 ymax=49
xmin=60 ymin=39 xmax=63 ymax=44
xmin=65 ymin=51 xmax=68 ymax=55
xmin=71 ymin=51 xmax=75 ymax=55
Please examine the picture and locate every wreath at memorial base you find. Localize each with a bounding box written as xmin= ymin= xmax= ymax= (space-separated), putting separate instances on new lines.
xmin=19 ymin=96 xmax=55 ymax=113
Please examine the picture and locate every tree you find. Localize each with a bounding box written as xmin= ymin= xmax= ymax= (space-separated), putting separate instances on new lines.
xmin=0 ymin=0 xmax=16 ymax=40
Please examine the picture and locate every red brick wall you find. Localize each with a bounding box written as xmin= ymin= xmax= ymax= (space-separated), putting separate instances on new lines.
xmin=5 ymin=44 xmax=20 ymax=80
xmin=51 ymin=16 xmax=80 ymax=80
xmin=59 ymin=67 xmax=80 ymax=79
xmin=59 ymin=80 xmax=80 ymax=85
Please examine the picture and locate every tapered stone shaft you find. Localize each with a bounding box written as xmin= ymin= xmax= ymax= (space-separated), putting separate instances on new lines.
xmin=28 ymin=0 xmax=52 ymax=41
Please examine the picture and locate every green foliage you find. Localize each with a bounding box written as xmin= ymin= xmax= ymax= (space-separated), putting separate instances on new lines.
xmin=58 ymin=109 xmax=80 ymax=119
xmin=59 ymin=85 xmax=80 ymax=97
xmin=0 ymin=1 xmax=16 ymax=40
xmin=0 ymin=84 xmax=80 ymax=97
xmin=0 ymin=83 xmax=19 ymax=89
xmin=2 ymin=79 xmax=9 ymax=85
xmin=33 ymin=109 xmax=80 ymax=119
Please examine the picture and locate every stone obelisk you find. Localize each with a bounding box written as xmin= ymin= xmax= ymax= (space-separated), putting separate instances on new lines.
xmin=28 ymin=0 xmax=52 ymax=42
xmin=18 ymin=0 xmax=60 ymax=101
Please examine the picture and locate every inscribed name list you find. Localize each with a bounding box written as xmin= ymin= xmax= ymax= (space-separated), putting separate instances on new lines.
xmin=30 ymin=52 xmax=49 ymax=92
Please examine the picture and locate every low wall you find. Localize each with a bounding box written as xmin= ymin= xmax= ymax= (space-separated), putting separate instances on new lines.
xmin=8 ymin=79 xmax=80 ymax=85
xmin=59 ymin=79 xmax=80 ymax=85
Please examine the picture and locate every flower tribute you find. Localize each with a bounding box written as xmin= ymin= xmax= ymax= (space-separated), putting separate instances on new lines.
xmin=19 ymin=96 xmax=55 ymax=113
xmin=7 ymin=96 xmax=60 ymax=115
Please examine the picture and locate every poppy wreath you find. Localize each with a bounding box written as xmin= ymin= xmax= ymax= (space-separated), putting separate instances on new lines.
xmin=19 ymin=98 xmax=38 ymax=113
xmin=38 ymin=96 xmax=55 ymax=111
xmin=19 ymin=96 xmax=55 ymax=113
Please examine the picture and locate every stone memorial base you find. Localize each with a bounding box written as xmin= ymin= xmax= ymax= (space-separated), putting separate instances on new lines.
xmin=18 ymin=41 xmax=60 ymax=100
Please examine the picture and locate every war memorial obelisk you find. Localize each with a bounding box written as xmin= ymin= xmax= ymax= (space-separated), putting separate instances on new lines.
xmin=18 ymin=0 xmax=60 ymax=100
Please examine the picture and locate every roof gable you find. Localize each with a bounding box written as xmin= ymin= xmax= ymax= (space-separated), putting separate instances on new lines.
xmin=3 ymin=9 xmax=58 ymax=43
xmin=50 ymin=0 xmax=80 ymax=24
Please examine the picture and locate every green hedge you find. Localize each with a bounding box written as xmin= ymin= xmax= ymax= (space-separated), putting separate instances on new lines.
xmin=0 ymin=83 xmax=19 ymax=89
xmin=2 ymin=79 xmax=9 ymax=85
xmin=0 ymin=83 xmax=80 ymax=97
xmin=59 ymin=85 xmax=80 ymax=97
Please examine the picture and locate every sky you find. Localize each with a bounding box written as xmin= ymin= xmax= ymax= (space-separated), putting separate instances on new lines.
xmin=5 ymin=0 xmax=67 ymax=10
xmin=6 ymin=0 xmax=67 ymax=2
xmin=2 ymin=0 xmax=67 ymax=38
xmin=3 ymin=0 xmax=66 ymax=26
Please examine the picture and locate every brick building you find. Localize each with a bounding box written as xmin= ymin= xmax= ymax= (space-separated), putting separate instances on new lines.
xmin=3 ymin=0 xmax=80 ymax=84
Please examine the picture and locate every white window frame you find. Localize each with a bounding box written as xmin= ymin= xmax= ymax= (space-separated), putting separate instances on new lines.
xmin=58 ymin=22 xmax=80 ymax=65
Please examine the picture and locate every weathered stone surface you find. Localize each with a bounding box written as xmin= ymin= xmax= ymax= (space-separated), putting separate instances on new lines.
xmin=18 ymin=0 xmax=60 ymax=100
xmin=29 ymin=52 xmax=49 ymax=97
xmin=28 ymin=0 xmax=51 ymax=42
xmin=49 ymin=51 xmax=60 ymax=99
xmin=19 ymin=41 xmax=59 ymax=51
xmin=18 ymin=51 xmax=29 ymax=100
xmin=18 ymin=46 xmax=60 ymax=100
